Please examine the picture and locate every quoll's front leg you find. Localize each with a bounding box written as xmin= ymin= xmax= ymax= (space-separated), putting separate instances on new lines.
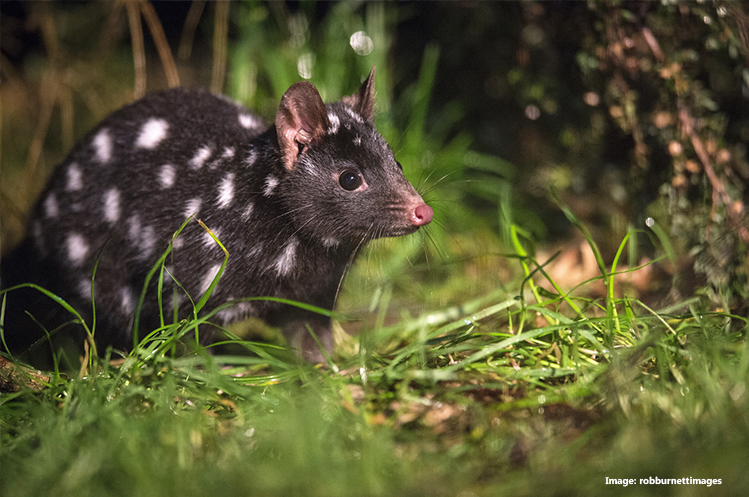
xmin=279 ymin=311 xmax=335 ymax=364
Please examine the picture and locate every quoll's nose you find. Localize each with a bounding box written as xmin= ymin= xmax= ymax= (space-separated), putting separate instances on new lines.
xmin=412 ymin=203 xmax=433 ymax=227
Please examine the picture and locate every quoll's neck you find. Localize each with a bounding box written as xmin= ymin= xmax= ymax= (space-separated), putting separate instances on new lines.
xmin=260 ymin=217 xmax=363 ymax=282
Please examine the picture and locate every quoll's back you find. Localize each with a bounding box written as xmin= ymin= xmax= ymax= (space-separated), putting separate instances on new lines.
xmin=1 ymin=69 xmax=433 ymax=363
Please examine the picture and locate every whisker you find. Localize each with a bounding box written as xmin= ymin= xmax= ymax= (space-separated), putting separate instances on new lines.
xmin=419 ymin=170 xmax=461 ymax=197
xmin=334 ymin=222 xmax=375 ymax=305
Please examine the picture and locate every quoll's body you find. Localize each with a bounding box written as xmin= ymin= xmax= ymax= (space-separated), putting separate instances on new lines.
xmin=1 ymin=69 xmax=432 ymax=362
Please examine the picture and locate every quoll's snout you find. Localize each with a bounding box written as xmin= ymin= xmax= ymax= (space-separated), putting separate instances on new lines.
xmin=412 ymin=203 xmax=433 ymax=227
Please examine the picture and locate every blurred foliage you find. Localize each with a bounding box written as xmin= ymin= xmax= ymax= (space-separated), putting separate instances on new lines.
xmin=403 ymin=2 xmax=749 ymax=312
xmin=576 ymin=1 xmax=749 ymax=313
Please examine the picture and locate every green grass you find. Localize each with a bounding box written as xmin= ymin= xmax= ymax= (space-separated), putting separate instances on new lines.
xmin=2 ymin=225 xmax=747 ymax=496
xmin=2 ymin=2 xmax=748 ymax=496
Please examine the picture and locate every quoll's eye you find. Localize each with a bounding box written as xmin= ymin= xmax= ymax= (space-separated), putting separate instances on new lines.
xmin=339 ymin=170 xmax=363 ymax=191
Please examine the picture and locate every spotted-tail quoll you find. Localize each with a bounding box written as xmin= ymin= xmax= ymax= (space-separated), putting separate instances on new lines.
xmin=1 ymin=68 xmax=433 ymax=364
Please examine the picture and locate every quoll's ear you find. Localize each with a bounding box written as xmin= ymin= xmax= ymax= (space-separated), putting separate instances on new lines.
xmin=341 ymin=66 xmax=376 ymax=122
xmin=276 ymin=81 xmax=330 ymax=170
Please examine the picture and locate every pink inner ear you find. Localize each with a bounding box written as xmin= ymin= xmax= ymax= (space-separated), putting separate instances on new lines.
xmin=276 ymin=81 xmax=329 ymax=170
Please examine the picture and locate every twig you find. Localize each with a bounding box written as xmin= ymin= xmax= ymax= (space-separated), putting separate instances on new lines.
xmin=641 ymin=15 xmax=749 ymax=244
xmin=25 ymin=73 xmax=56 ymax=199
xmin=678 ymin=101 xmax=749 ymax=243
xmin=0 ymin=356 xmax=50 ymax=393
xmin=125 ymin=0 xmax=146 ymax=98
xmin=722 ymin=1 xmax=749 ymax=68
xmin=60 ymin=84 xmax=74 ymax=152
xmin=37 ymin=5 xmax=60 ymax=64
xmin=24 ymin=4 xmax=61 ymax=195
xmin=211 ymin=1 xmax=230 ymax=94
xmin=139 ymin=0 xmax=180 ymax=88
xmin=179 ymin=0 xmax=206 ymax=61
xmin=641 ymin=27 xmax=664 ymax=62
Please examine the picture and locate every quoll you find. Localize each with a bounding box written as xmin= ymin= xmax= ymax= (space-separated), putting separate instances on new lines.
xmin=1 ymin=68 xmax=433 ymax=363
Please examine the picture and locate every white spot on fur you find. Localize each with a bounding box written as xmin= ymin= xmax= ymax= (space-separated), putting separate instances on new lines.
xmin=199 ymin=263 xmax=224 ymax=295
xmin=300 ymin=156 xmax=319 ymax=176
xmin=93 ymin=129 xmax=112 ymax=163
xmin=274 ymin=238 xmax=299 ymax=276
xmin=163 ymin=265 xmax=175 ymax=285
xmin=353 ymin=135 xmax=362 ymax=146
xmin=140 ymin=225 xmax=156 ymax=257
xmin=127 ymin=216 xmax=156 ymax=258
xmin=67 ymin=233 xmax=89 ymax=266
xmin=78 ymin=279 xmax=92 ymax=301
xmin=322 ymin=237 xmax=340 ymax=248
xmin=245 ymin=148 xmax=257 ymax=166
xmin=184 ymin=198 xmax=201 ymax=219
xmin=127 ymin=216 xmax=141 ymax=244
xmin=165 ymin=291 xmax=185 ymax=315
xmin=264 ymin=175 xmax=279 ymax=196
xmin=103 ymin=188 xmax=121 ymax=223
xmin=239 ymin=113 xmax=262 ymax=130
xmin=159 ymin=164 xmax=176 ymax=189
xmin=343 ymin=107 xmax=363 ymax=123
xmin=327 ymin=112 xmax=340 ymax=134
xmin=202 ymin=228 xmax=222 ymax=249
xmin=172 ymin=236 xmax=184 ymax=250
xmin=241 ymin=202 xmax=254 ymax=220
xmin=120 ymin=287 xmax=135 ymax=314
xmin=248 ymin=243 xmax=263 ymax=258
xmin=136 ymin=118 xmax=169 ymax=149
xmin=217 ymin=173 xmax=234 ymax=208
xmin=189 ymin=145 xmax=212 ymax=169
xmin=66 ymin=163 xmax=83 ymax=191
xmin=44 ymin=194 xmax=59 ymax=218
xmin=222 ymin=147 xmax=235 ymax=159
xmin=216 ymin=301 xmax=254 ymax=324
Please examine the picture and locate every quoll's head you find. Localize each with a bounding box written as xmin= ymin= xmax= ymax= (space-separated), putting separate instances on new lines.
xmin=275 ymin=67 xmax=432 ymax=247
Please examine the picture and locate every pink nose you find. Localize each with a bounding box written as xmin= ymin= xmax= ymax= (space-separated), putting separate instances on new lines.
xmin=412 ymin=204 xmax=433 ymax=227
